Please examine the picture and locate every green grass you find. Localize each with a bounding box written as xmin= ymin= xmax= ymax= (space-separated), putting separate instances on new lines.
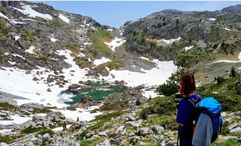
xmin=212 ymin=139 xmax=241 ymax=146
xmin=80 ymin=140 xmax=94 ymax=146
xmin=96 ymin=60 xmax=124 ymax=76
xmin=78 ymin=111 xmax=125 ymax=139
xmin=21 ymin=126 xmax=54 ymax=136
xmin=139 ymin=96 xmax=176 ymax=119
xmin=196 ymin=75 xmax=241 ymax=112
xmin=0 ymin=102 xmax=18 ymax=111
xmin=0 ymin=135 xmax=20 ymax=144
xmin=89 ymin=29 xmax=113 ymax=56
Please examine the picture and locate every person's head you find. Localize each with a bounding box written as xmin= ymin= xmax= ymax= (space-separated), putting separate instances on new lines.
xmin=179 ymin=73 xmax=196 ymax=96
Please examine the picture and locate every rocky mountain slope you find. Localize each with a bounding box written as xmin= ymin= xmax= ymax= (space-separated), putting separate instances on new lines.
xmin=0 ymin=1 xmax=241 ymax=146
xmin=123 ymin=5 xmax=241 ymax=83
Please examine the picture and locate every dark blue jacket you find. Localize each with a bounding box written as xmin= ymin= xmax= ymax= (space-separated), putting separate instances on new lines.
xmin=176 ymin=94 xmax=201 ymax=146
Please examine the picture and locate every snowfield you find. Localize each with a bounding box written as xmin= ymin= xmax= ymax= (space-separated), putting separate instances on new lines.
xmin=25 ymin=45 xmax=35 ymax=54
xmin=0 ymin=115 xmax=31 ymax=125
xmin=158 ymin=37 xmax=181 ymax=45
xmin=105 ymin=37 xmax=126 ymax=52
xmin=50 ymin=38 xmax=58 ymax=42
xmin=184 ymin=46 xmax=193 ymax=51
xmin=58 ymin=14 xmax=70 ymax=23
xmin=0 ymin=12 xmax=9 ymax=20
xmin=93 ymin=57 xmax=111 ymax=66
xmin=100 ymin=59 xmax=177 ymax=87
xmin=209 ymin=18 xmax=216 ymax=21
xmin=13 ymin=4 xmax=53 ymax=20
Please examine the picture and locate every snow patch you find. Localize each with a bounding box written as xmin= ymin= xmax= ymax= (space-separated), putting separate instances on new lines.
xmin=0 ymin=129 xmax=15 ymax=135
xmin=100 ymin=59 xmax=177 ymax=87
xmin=9 ymin=19 xmax=25 ymax=25
xmin=13 ymin=54 xmax=25 ymax=60
xmin=105 ymin=37 xmax=126 ymax=52
xmin=142 ymin=89 xmax=159 ymax=98
xmin=139 ymin=56 xmax=150 ymax=61
xmin=0 ymin=12 xmax=9 ymax=20
xmin=25 ymin=45 xmax=35 ymax=54
xmin=13 ymin=5 xmax=53 ymax=20
xmin=107 ymin=28 xmax=113 ymax=32
xmin=58 ymin=14 xmax=70 ymax=23
xmin=77 ymin=53 xmax=85 ymax=57
xmin=53 ymin=106 xmax=101 ymax=122
xmin=209 ymin=18 xmax=216 ymax=21
xmin=184 ymin=46 xmax=193 ymax=51
xmin=15 ymin=35 xmax=21 ymax=41
xmin=0 ymin=115 xmax=31 ymax=125
xmin=93 ymin=57 xmax=111 ymax=66
xmin=159 ymin=37 xmax=181 ymax=45
xmin=224 ymin=27 xmax=231 ymax=31
xmin=8 ymin=61 xmax=16 ymax=65
xmin=50 ymin=38 xmax=58 ymax=42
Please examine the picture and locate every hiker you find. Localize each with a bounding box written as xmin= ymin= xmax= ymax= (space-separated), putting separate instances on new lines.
xmin=176 ymin=73 xmax=201 ymax=146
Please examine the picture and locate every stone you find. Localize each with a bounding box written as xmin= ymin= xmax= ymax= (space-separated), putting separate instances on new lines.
xmin=230 ymin=127 xmax=241 ymax=133
xmin=124 ymin=120 xmax=143 ymax=129
xmin=99 ymin=130 xmax=109 ymax=137
xmin=99 ymin=139 xmax=111 ymax=146
xmin=234 ymin=111 xmax=241 ymax=117
xmin=152 ymin=125 xmax=164 ymax=134
xmin=129 ymin=136 xmax=140 ymax=145
xmin=42 ymin=133 xmax=51 ymax=143
xmin=228 ymin=123 xmax=239 ymax=131
xmin=86 ymin=131 xmax=95 ymax=139
xmin=0 ymin=142 xmax=9 ymax=146
xmin=137 ymin=127 xmax=153 ymax=136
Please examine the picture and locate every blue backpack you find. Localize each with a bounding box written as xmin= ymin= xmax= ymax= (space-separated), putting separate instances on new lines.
xmin=197 ymin=97 xmax=224 ymax=142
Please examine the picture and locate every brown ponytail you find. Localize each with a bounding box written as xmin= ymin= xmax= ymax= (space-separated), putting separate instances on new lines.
xmin=180 ymin=73 xmax=196 ymax=96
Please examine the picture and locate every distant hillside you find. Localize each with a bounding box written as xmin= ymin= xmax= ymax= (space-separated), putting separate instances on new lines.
xmin=122 ymin=5 xmax=241 ymax=83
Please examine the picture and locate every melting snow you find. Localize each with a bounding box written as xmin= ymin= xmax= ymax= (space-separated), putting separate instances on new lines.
xmin=77 ymin=53 xmax=86 ymax=57
xmin=0 ymin=12 xmax=25 ymax=25
xmin=8 ymin=61 xmax=16 ymax=65
xmin=53 ymin=106 xmax=101 ymax=121
xmin=0 ymin=12 xmax=9 ymax=20
xmin=0 ymin=129 xmax=15 ymax=135
xmin=15 ymin=35 xmax=21 ymax=41
xmin=139 ymin=56 xmax=150 ymax=61
xmin=105 ymin=37 xmax=126 ymax=52
xmin=13 ymin=54 xmax=25 ymax=60
xmin=9 ymin=19 xmax=25 ymax=25
xmin=0 ymin=50 xmax=94 ymax=108
xmin=107 ymin=28 xmax=113 ymax=32
xmin=58 ymin=14 xmax=70 ymax=23
xmin=25 ymin=45 xmax=35 ymax=54
xmin=159 ymin=37 xmax=181 ymax=45
xmin=184 ymin=46 xmax=193 ymax=51
xmin=100 ymin=59 xmax=177 ymax=87
xmin=93 ymin=57 xmax=111 ymax=66
xmin=224 ymin=27 xmax=231 ymax=31
xmin=209 ymin=18 xmax=216 ymax=21
xmin=13 ymin=5 xmax=53 ymax=20
xmin=0 ymin=115 xmax=31 ymax=125
xmin=142 ymin=89 xmax=159 ymax=98
xmin=50 ymin=38 xmax=58 ymax=42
